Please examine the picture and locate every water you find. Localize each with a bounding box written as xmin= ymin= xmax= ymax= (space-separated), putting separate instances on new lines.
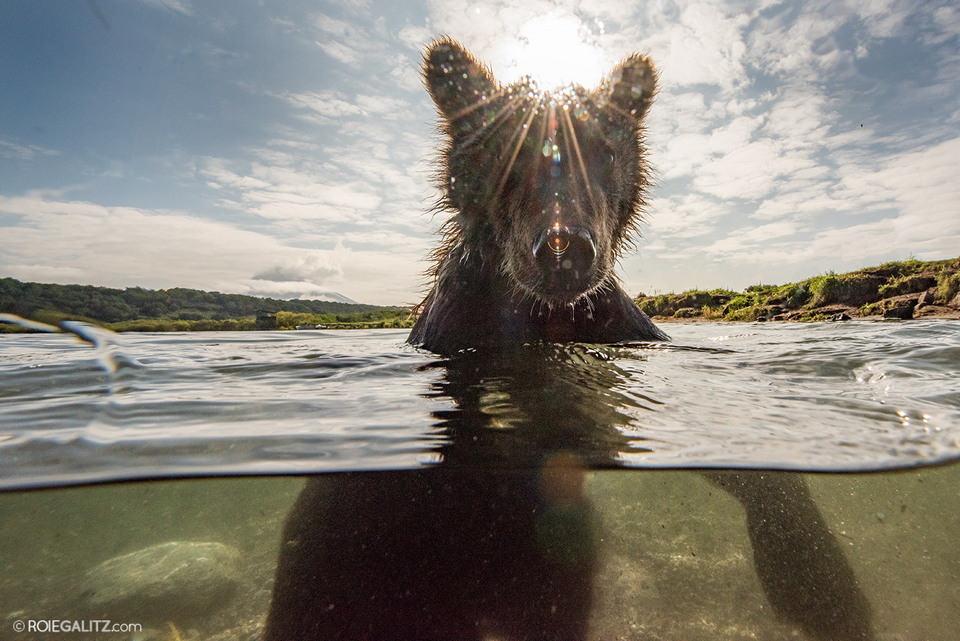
xmin=1 ymin=322 xmax=958 ymax=487
xmin=2 ymin=468 xmax=959 ymax=640
xmin=1 ymin=321 xmax=959 ymax=640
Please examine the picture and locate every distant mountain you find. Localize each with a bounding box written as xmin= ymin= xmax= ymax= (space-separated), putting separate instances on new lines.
xmin=0 ymin=278 xmax=398 ymax=324
xmin=304 ymin=291 xmax=357 ymax=304
xmin=243 ymin=288 xmax=359 ymax=305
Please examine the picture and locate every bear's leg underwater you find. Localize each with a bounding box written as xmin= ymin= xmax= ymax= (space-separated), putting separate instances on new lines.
xmin=705 ymin=471 xmax=874 ymax=641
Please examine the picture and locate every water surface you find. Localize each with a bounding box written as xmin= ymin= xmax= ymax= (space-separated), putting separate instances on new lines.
xmin=1 ymin=321 xmax=959 ymax=488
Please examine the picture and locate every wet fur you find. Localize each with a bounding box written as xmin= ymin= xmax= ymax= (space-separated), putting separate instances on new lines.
xmin=409 ymin=37 xmax=667 ymax=354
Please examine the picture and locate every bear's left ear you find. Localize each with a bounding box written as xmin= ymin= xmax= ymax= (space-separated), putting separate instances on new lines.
xmin=423 ymin=37 xmax=498 ymax=120
xmin=599 ymin=54 xmax=658 ymax=123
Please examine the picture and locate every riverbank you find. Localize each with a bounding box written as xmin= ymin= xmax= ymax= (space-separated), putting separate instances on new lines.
xmin=634 ymin=257 xmax=960 ymax=323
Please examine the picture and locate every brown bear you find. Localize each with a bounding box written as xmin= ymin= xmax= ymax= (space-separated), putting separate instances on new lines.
xmin=263 ymin=39 xmax=873 ymax=641
xmin=408 ymin=37 xmax=668 ymax=354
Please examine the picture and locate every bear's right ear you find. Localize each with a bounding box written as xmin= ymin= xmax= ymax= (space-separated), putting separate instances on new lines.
xmin=423 ymin=38 xmax=498 ymax=120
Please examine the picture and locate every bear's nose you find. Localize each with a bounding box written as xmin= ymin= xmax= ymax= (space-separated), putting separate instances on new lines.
xmin=533 ymin=224 xmax=596 ymax=291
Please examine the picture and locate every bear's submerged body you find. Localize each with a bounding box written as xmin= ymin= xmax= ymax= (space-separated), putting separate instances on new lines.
xmin=264 ymin=39 xmax=874 ymax=641
xmin=264 ymin=469 xmax=595 ymax=641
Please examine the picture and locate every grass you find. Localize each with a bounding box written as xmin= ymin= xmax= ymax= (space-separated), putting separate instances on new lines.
xmin=634 ymin=256 xmax=960 ymax=322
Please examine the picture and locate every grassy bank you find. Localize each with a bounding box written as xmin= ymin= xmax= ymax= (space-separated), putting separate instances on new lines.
xmin=635 ymin=257 xmax=960 ymax=322
xmin=0 ymin=278 xmax=417 ymax=333
xmin=0 ymin=306 xmax=415 ymax=333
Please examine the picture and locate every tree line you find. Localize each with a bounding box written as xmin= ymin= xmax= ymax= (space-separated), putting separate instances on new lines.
xmin=0 ymin=278 xmax=411 ymax=329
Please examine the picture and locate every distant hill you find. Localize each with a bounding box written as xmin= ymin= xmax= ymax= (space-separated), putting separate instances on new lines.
xmin=0 ymin=278 xmax=400 ymax=325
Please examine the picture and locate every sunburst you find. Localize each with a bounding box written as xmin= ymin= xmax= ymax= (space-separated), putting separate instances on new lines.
xmin=493 ymin=12 xmax=608 ymax=90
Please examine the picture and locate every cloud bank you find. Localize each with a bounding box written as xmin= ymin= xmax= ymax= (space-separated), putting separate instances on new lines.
xmin=1 ymin=0 xmax=956 ymax=304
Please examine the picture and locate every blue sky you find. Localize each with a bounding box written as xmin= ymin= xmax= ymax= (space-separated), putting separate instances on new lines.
xmin=1 ymin=0 xmax=957 ymax=305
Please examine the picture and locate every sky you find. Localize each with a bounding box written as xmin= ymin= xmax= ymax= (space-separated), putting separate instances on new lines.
xmin=1 ymin=0 xmax=958 ymax=306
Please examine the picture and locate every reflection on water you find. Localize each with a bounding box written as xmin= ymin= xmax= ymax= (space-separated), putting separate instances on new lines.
xmin=1 ymin=467 xmax=958 ymax=640
xmin=423 ymin=343 xmax=656 ymax=467
xmin=1 ymin=322 xmax=958 ymax=487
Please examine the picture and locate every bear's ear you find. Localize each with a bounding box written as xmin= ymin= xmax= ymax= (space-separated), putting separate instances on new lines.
xmin=599 ymin=54 xmax=658 ymax=123
xmin=423 ymin=38 xmax=498 ymax=120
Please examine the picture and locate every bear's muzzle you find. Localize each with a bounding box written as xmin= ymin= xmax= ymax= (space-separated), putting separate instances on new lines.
xmin=533 ymin=223 xmax=597 ymax=298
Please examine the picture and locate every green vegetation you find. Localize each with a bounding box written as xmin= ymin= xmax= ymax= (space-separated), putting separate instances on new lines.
xmin=270 ymin=310 xmax=415 ymax=330
xmin=4 ymin=256 xmax=957 ymax=333
xmin=0 ymin=278 xmax=414 ymax=333
xmin=634 ymin=256 xmax=960 ymax=322
xmin=936 ymin=271 xmax=960 ymax=304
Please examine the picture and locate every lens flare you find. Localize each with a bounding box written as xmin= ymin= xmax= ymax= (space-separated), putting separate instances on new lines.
xmin=547 ymin=223 xmax=570 ymax=255
xmin=493 ymin=13 xmax=607 ymax=89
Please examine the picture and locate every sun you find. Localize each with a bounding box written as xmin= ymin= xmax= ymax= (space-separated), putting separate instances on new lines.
xmin=493 ymin=13 xmax=608 ymax=90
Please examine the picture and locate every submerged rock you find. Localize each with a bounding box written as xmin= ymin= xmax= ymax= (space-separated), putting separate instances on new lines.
xmin=79 ymin=541 xmax=242 ymax=623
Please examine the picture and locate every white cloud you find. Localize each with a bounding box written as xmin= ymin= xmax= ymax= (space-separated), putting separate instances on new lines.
xmin=647 ymin=193 xmax=728 ymax=239
xmin=397 ymin=24 xmax=434 ymax=51
xmin=837 ymin=136 xmax=960 ymax=246
xmin=253 ymin=252 xmax=344 ymax=284
xmin=637 ymin=3 xmax=751 ymax=92
xmin=316 ymin=40 xmax=360 ymax=66
xmin=0 ymin=194 xmax=303 ymax=289
xmin=281 ymin=90 xmax=367 ymax=122
xmin=308 ymin=8 xmax=403 ymax=75
xmin=693 ymin=140 xmax=782 ymax=200
xmin=201 ymin=159 xmax=381 ymax=222
xmin=135 ymin=0 xmax=192 ymax=16
xmin=0 ymin=139 xmax=60 ymax=161
xmin=0 ymin=194 xmax=418 ymax=305
xmin=640 ymin=133 xmax=960 ymax=294
xmin=848 ymin=0 xmax=912 ymax=38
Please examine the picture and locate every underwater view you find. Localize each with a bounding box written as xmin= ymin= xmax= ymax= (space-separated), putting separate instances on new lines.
xmin=1 ymin=469 xmax=959 ymax=640
xmin=1 ymin=323 xmax=958 ymax=640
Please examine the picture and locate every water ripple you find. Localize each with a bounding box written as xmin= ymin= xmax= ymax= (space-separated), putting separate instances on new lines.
xmin=1 ymin=321 xmax=958 ymax=487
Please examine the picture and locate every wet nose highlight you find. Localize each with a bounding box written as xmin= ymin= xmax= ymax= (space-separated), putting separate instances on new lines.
xmin=533 ymin=224 xmax=596 ymax=276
